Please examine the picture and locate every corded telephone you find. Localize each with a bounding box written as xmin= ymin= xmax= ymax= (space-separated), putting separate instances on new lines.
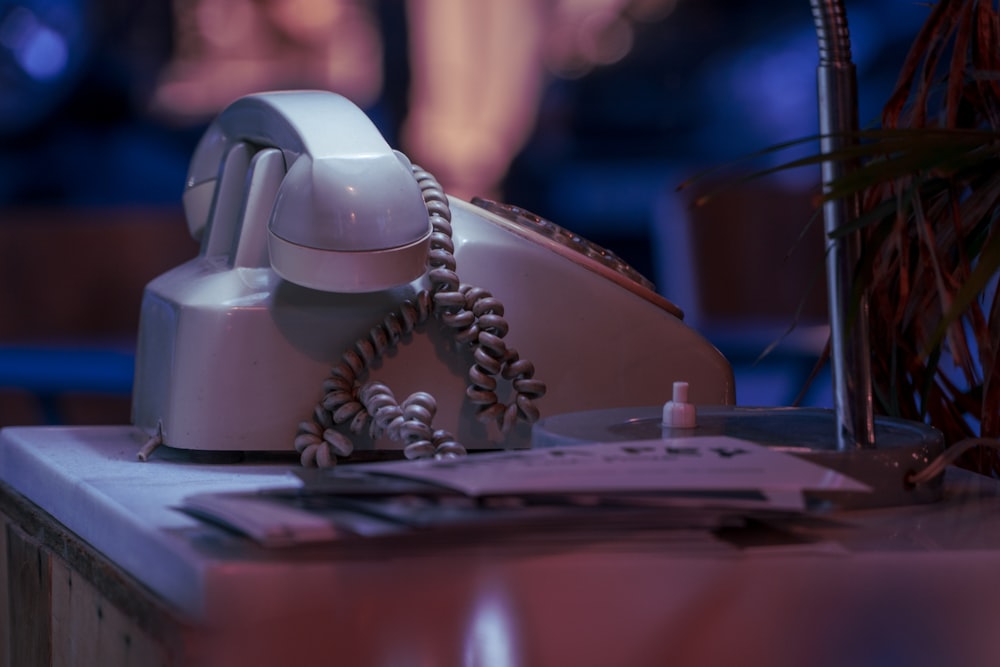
xmin=131 ymin=90 xmax=734 ymax=464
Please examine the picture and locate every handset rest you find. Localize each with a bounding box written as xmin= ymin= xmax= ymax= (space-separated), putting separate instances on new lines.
xmin=183 ymin=91 xmax=432 ymax=292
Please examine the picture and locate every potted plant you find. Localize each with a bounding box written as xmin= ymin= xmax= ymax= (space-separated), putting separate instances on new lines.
xmin=685 ymin=0 xmax=1000 ymax=474
xmin=834 ymin=0 xmax=1000 ymax=473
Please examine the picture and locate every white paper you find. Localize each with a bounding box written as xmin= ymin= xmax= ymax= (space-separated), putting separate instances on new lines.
xmin=361 ymin=436 xmax=870 ymax=498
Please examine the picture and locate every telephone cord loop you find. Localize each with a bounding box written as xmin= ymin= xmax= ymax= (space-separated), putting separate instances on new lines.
xmin=296 ymin=164 xmax=546 ymax=467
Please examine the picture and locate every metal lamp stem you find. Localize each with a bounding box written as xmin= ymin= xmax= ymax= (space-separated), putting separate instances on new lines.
xmin=809 ymin=0 xmax=876 ymax=450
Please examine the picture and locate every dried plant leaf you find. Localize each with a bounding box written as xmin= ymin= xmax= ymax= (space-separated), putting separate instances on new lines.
xmin=683 ymin=0 xmax=1000 ymax=473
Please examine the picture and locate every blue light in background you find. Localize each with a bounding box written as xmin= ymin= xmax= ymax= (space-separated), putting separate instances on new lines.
xmin=0 ymin=1 xmax=88 ymax=138
xmin=1 ymin=6 xmax=69 ymax=80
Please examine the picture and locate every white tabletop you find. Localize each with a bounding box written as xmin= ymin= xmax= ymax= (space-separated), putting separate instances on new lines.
xmin=4 ymin=425 xmax=1000 ymax=667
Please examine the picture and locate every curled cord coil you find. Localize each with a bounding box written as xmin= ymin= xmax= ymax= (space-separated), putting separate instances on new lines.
xmin=907 ymin=438 xmax=1000 ymax=486
xmin=294 ymin=165 xmax=546 ymax=467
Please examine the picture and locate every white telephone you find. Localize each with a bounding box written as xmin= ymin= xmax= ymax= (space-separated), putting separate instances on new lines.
xmin=131 ymin=90 xmax=734 ymax=464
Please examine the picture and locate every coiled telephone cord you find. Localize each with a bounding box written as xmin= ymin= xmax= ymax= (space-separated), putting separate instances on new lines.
xmin=293 ymin=165 xmax=546 ymax=467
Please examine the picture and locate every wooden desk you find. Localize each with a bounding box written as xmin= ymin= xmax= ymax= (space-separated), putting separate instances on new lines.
xmin=4 ymin=425 xmax=1000 ymax=667
xmin=2 ymin=478 xmax=184 ymax=666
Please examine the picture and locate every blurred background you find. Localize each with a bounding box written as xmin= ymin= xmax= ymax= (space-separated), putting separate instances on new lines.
xmin=0 ymin=0 xmax=927 ymax=427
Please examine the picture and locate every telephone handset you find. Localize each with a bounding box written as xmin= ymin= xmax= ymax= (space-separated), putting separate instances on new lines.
xmin=182 ymin=91 xmax=433 ymax=293
xmin=131 ymin=90 xmax=734 ymax=464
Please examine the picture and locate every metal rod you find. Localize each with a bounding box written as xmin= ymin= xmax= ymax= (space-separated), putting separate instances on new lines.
xmin=809 ymin=0 xmax=876 ymax=449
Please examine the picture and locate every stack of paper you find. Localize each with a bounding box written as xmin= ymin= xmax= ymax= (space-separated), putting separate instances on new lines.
xmin=180 ymin=436 xmax=868 ymax=548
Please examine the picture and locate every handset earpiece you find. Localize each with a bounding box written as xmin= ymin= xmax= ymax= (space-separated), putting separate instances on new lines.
xmin=182 ymin=90 xmax=432 ymax=292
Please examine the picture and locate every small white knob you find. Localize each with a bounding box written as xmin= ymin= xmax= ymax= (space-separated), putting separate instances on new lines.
xmin=662 ymin=381 xmax=696 ymax=428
